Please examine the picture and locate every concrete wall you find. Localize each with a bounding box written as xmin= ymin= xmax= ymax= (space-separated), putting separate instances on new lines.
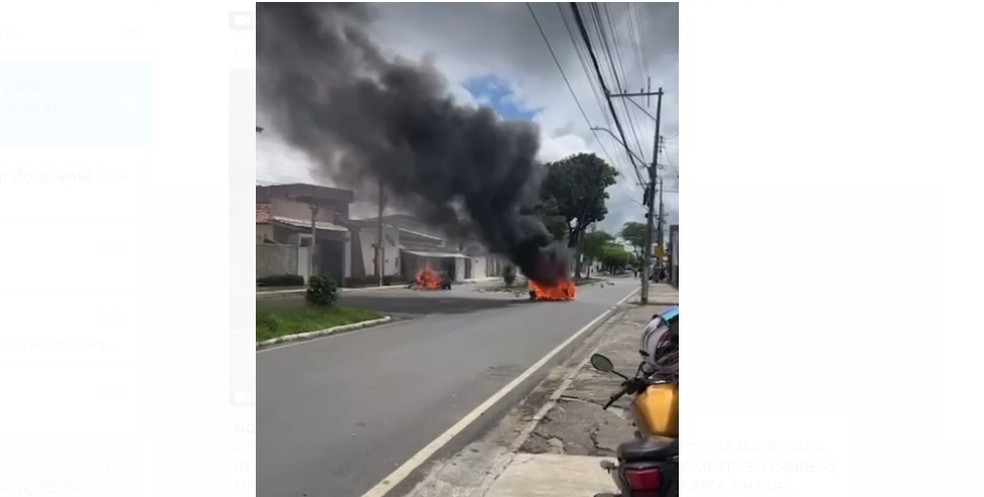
xmin=357 ymin=225 xmax=400 ymax=276
xmin=469 ymin=255 xmax=488 ymax=280
xmin=257 ymin=244 xmax=298 ymax=278
xmin=454 ymin=258 xmax=465 ymax=282
xmin=270 ymin=197 xmax=344 ymax=223
xmin=256 ymin=224 xmax=274 ymax=243
xmin=485 ymin=256 xmax=505 ymax=277
xmin=297 ymin=246 xmax=310 ymax=282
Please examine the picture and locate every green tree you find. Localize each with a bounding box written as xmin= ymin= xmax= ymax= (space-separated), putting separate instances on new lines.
xmin=536 ymin=198 xmax=569 ymax=243
xmin=581 ymin=231 xmax=614 ymax=278
xmin=620 ymin=221 xmax=648 ymax=259
xmin=542 ymin=153 xmax=619 ymax=277
xmin=599 ymin=244 xmax=632 ymax=274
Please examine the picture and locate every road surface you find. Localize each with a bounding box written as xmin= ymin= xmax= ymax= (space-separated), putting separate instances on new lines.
xmin=257 ymin=277 xmax=638 ymax=497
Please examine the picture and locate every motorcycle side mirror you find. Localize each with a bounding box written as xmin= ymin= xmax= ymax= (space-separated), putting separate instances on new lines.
xmin=590 ymin=353 xmax=615 ymax=373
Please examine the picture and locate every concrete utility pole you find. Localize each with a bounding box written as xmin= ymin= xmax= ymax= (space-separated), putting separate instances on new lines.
xmin=648 ymin=135 xmax=667 ymax=283
xmin=376 ymin=179 xmax=385 ymax=287
xmin=608 ymin=85 xmax=664 ymax=303
xmin=656 ymin=175 xmax=665 ymax=280
xmin=309 ymin=204 xmax=319 ymax=281
xmin=643 ymin=90 xmax=663 ymax=302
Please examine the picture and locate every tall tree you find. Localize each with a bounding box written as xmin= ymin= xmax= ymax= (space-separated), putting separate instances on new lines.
xmin=599 ymin=243 xmax=632 ymax=273
xmin=581 ymin=230 xmax=614 ymax=278
xmin=541 ymin=153 xmax=618 ymax=277
xmin=621 ymin=221 xmax=648 ymax=259
xmin=536 ymin=198 xmax=569 ymax=243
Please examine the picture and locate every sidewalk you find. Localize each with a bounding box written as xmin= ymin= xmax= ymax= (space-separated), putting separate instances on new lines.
xmin=405 ymin=284 xmax=678 ymax=497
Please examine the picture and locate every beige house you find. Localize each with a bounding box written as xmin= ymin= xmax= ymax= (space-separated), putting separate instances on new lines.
xmin=256 ymin=184 xmax=354 ymax=283
xmin=350 ymin=214 xmax=504 ymax=282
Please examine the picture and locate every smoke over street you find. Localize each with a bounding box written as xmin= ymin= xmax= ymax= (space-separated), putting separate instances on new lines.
xmin=256 ymin=2 xmax=569 ymax=284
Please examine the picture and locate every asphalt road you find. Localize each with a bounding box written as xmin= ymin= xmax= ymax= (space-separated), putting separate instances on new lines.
xmin=257 ymin=277 xmax=639 ymax=497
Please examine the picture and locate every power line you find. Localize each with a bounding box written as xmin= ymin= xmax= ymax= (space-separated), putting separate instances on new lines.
xmin=626 ymin=3 xmax=651 ymax=81
xmin=591 ymin=3 xmax=622 ymax=91
xmin=557 ymin=4 xmax=615 ymax=133
xmin=624 ymin=3 xmax=648 ymax=82
xmin=597 ymin=2 xmax=648 ymax=165
xmin=525 ymin=2 xmax=620 ymax=178
xmin=553 ymin=3 xmax=642 ymax=191
xmin=576 ymin=3 xmax=637 ymax=160
xmin=564 ymin=4 xmax=636 ymax=181
xmin=569 ymin=2 xmax=645 ymax=194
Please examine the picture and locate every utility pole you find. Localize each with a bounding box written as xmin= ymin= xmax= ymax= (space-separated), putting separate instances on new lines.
xmin=656 ymin=175 xmax=665 ymax=279
xmin=610 ymin=86 xmax=663 ymax=304
xmin=376 ymin=179 xmax=385 ymax=287
xmin=309 ymin=204 xmax=319 ymax=282
xmin=654 ymin=136 xmax=666 ymax=282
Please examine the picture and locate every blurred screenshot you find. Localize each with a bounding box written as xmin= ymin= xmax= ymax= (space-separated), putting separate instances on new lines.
xmin=254 ymin=3 xmax=677 ymax=496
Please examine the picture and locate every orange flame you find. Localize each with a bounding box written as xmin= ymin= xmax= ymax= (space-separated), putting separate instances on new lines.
xmin=415 ymin=262 xmax=441 ymax=290
xmin=529 ymin=278 xmax=576 ymax=301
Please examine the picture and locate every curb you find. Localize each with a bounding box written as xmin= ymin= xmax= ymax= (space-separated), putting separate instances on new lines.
xmin=419 ymin=298 xmax=637 ymax=497
xmin=256 ymin=315 xmax=392 ymax=349
xmin=499 ymin=298 xmax=676 ymax=462
xmin=457 ymin=306 xmax=635 ymax=496
xmin=339 ymin=284 xmax=408 ymax=292
xmin=256 ymin=284 xmax=407 ymax=298
xmin=509 ymin=308 xmax=626 ymax=451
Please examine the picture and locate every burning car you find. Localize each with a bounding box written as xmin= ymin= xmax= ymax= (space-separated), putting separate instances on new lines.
xmin=413 ymin=263 xmax=451 ymax=291
xmin=528 ymin=277 xmax=576 ymax=301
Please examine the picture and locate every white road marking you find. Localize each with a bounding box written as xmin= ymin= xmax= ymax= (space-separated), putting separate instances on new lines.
xmin=359 ymin=285 xmax=641 ymax=497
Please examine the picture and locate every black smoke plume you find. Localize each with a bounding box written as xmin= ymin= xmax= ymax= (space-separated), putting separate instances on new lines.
xmin=257 ymin=2 xmax=570 ymax=284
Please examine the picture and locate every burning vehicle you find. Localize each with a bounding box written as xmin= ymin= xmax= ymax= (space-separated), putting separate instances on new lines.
xmin=528 ymin=278 xmax=576 ymax=301
xmin=412 ymin=263 xmax=452 ymax=291
xmin=523 ymin=244 xmax=576 ymax=301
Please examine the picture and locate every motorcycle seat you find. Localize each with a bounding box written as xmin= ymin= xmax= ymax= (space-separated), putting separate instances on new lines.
xmin=617 ymin=435 xmax=678 ymax=463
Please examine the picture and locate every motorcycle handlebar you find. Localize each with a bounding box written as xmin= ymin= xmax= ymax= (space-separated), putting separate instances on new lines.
xmin=603 ymin=379 xmax=642 ymax=409
xmin=603 ymin=375 xmax=676 ymax=410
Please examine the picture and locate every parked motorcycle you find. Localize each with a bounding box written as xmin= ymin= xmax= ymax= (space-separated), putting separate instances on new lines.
xmin=591 ymin=308 xmax=679 ymax=497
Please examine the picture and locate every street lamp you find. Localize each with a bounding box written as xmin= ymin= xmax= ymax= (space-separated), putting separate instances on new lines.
xmin=590 ymin=127 xmax=648 ymax=169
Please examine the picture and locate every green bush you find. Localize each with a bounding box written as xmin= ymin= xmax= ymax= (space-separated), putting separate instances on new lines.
xmin=305 ymin=276 xmax=338 ymax=307
xmin=257 ymin=274 xmax=305 ymax=287
xmin=503 ymin=265 xmax=517 ymax=287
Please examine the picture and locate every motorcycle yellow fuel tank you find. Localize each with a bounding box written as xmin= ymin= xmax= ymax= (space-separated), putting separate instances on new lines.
xmin=631 ymin=383 xmax=679 ymax=438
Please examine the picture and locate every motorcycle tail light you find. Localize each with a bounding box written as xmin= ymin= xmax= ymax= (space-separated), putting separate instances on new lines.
xmin=625 ymin=467 xmax=662 ymax=496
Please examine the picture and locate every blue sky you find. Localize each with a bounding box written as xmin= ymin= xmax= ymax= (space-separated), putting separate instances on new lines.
xmin=463 ymin=75 xmax=540 ymax=122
